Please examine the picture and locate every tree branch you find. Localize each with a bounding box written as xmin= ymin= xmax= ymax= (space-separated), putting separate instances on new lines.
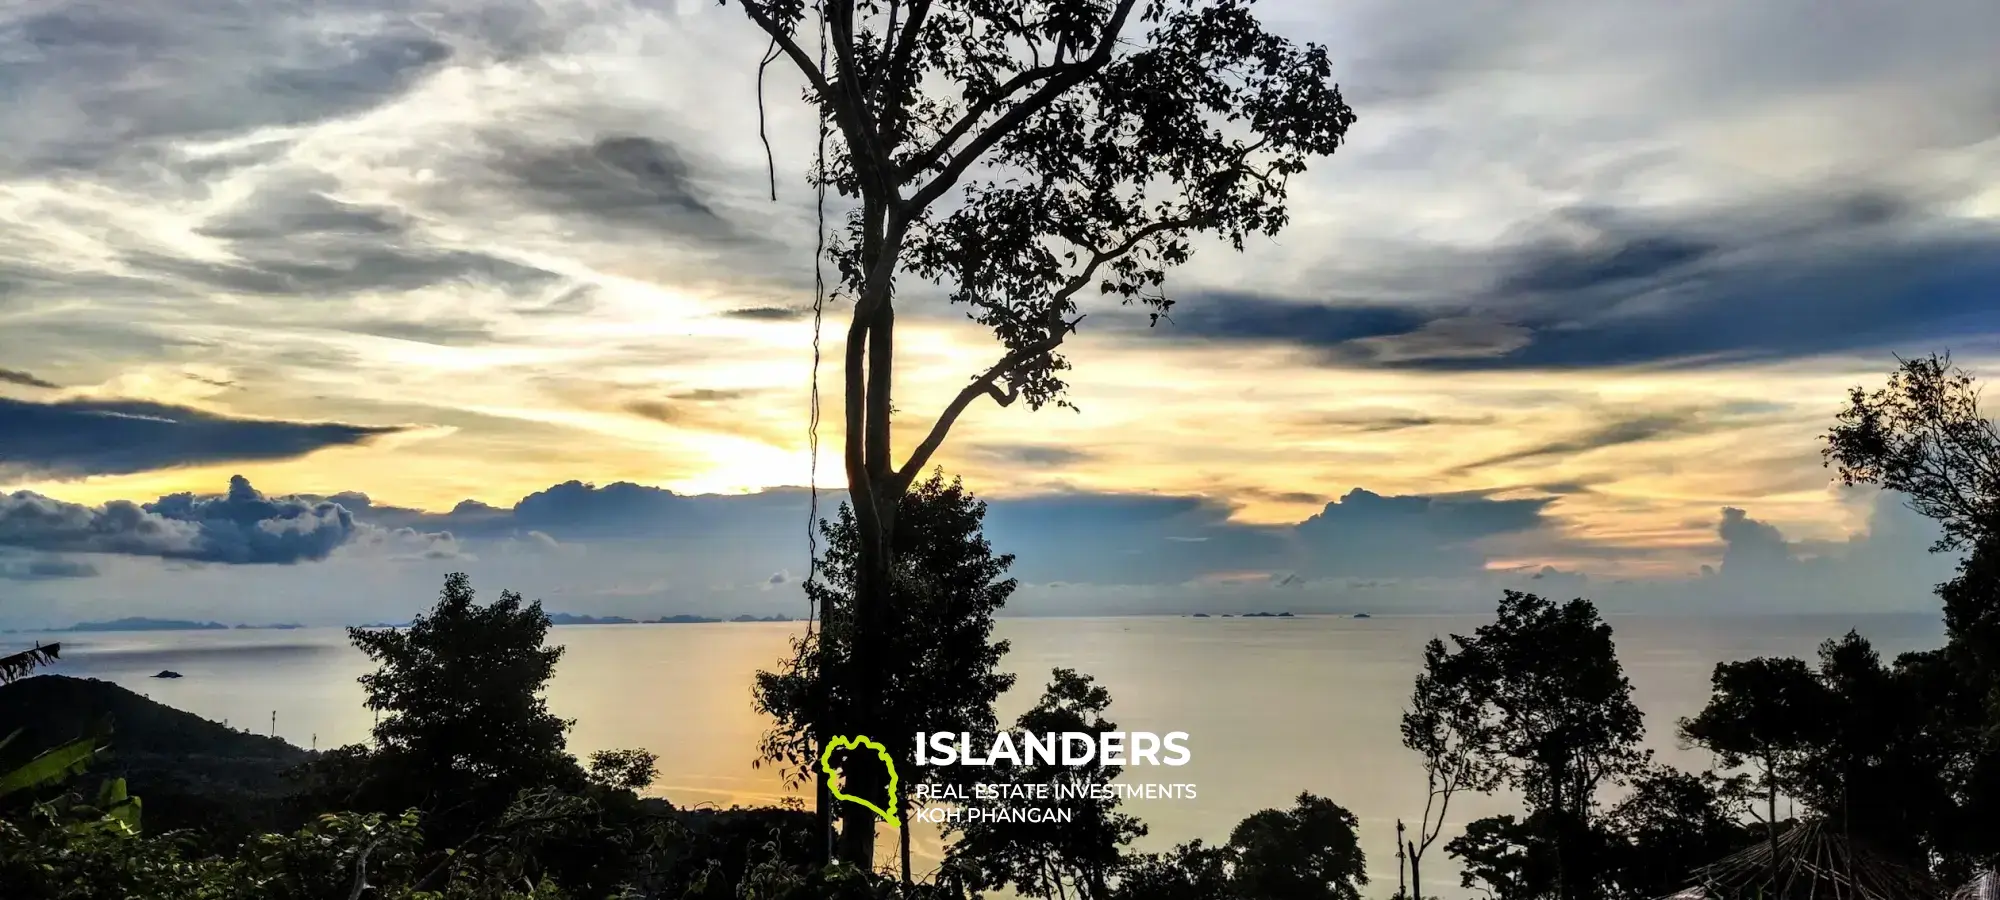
xmin=894 ymin=315 xmax=1083 ymax=491
xmin=901 ymin=0 xmax=1141 ymax=211
xmin=890 ymin=211 xmax=1203 ymax=490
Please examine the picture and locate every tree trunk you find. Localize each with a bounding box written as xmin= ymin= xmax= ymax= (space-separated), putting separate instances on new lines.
xmin=1408 ymin=839 xmax=1422 ymax=900
xmin=816 ymin=763 xmax=833 ymax=865
xmin=901 ymin=801 xmax=913 ymax=887
xmin=1767 ymin=756 xmax=1781 ymax=884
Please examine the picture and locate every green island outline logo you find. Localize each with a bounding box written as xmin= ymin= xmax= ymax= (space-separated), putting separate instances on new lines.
xmin=820 ymin=735 xmax=901 ymax=827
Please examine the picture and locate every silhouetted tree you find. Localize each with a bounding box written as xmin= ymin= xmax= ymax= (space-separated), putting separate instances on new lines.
xmin=1823 ymin=355 xmax=2000 ymax=875
xmin=722 ymin=0 xmax=1358 ymax=864
xmin=347 ymin=573 xmax=586 ymax=840
xmin=1429 ymin=591 xmax=1647 ymax=900
xmin=1227 ymin=792 xmax=1369 ymax=900
xmin=1679 ymin=656 xmax=1828 ymax=855
xmin=1112 ymin=840 xmax=1237 ymax=900
xmin=1602 ymin=767 xmax=1754 ymax=900
xmin=1793 ymin=632 xmax=1955 ymax=866
xmin=1825 ymin=353 xmax=2000 ymax=553
xmin=1404 ymin=635 xmax=1504 ymax=900
xmin=947 ymin=668 xmax=1146 ymax=900
xmin=754 ymin=470 xmax=1018 ymax=878
xmin=1447 ymin=813 xmax=1564 ymax=900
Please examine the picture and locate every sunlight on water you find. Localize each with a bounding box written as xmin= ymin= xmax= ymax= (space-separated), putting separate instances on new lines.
xmin=42 ymin=613 xmax=1943 ymax=896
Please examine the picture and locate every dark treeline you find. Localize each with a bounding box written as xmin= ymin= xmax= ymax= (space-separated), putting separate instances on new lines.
xmin=3 ymin=355 xmax=1997 ymax=900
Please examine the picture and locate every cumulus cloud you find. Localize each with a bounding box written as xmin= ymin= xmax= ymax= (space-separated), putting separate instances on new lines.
xmin=1289 ymin=488 xmax=1553 ymax=578
xmin=0 ymin=475 xmax=358 ymax=563
xmin=0 ymin=397 xmax=406 ymax=479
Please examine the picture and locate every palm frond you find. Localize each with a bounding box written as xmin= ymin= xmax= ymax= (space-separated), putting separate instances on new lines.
xmin=0 ymin=642 xmax=61 ymax=685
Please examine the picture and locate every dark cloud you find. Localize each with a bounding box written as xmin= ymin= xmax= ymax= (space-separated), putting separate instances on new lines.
xmin=1495 ymin=233 xmax=1717 ymax=295
xmin=493 ymin=134 xmax=734 ymax=237
xmin=1169 ymin=196 xmax=2000 ymax=371
xmin=124 ymin=243 xmax=556 ymax=301
xmin=0 ymin=396 xmax=405 ymax=479
xmin=961 ymin=444 xmax=1096 ymax=467
xmin=0 ymin=368 xmax=59 ymax=390
xmin=1447 ymin=412 xmax=1718 ymax=474
xmin=723 ymin=306 xmax=811 ymax=321
xmin=0 ymin=475 xmax=358 ymax=564
xmin=1290 ymin=410 xmax=1497 ymax=434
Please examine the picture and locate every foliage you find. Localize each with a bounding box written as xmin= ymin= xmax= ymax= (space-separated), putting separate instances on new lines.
xmin=1420 ymin=592 xmax=1646 ymax=900
xmin=1446 ymin=813 xmax=1565 ymax=900
xmin=1111 ymin=840 xmax=1237 ymax=900
xmin=585 ymin=749 xmax=660 ymax=792
xmin=727 ymin=0 xmax=1357 ymax=865
xmin=946 ymin=668 xmax=1146 ymax=900
xmin=1679 ymin=655 xmax=1828 ymax=839
xmin=1225 ymin=792 xmax=1369 ymax=900
xmin=1601 ymin=767 xmax=1754 ymax=900
xmin=0 ymin=641 xmax=60 ymax=684
xmin=346 ymin=573 xmax=590 ymax=843
xmin=753 ymin=470 xmax=1018 ymax=866
xmin=1824 ymin=353 xmax=2000 ymax=552
xmin=1403 ymin=634 xmax=1505 ymax=900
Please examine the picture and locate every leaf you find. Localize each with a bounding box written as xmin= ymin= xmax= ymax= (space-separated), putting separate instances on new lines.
xmin=0 ymin=736 xmax=100 ymax=798
xmin=0 ymin=642 xmax=61 ymax=685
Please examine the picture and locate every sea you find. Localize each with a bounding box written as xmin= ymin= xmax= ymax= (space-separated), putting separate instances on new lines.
xmin=24 ymin=613 xmax=1946 ymax=897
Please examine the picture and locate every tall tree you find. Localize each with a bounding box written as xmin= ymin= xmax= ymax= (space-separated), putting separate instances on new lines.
xmin=1429 ymin=591 xmax=1647 ymax=900
xmin=1822 ymin=355 xmax=2000 ymax=873
xmin=348 ymin=573 xmax=584 ymax=839
xmin=1678 ymin=656 xmax=1829 ymax=856
xmin=1403 ymin=636 xmax=1503 ymax=900
xmin=723 ymin=0 xmax=1357 ymax=864
xmin=753 ymin=470 xmax=1018 ymax=872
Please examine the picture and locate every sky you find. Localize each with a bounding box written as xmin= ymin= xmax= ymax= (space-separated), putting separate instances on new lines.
xmin=1 ymin=0 xmax=1997 ymax=627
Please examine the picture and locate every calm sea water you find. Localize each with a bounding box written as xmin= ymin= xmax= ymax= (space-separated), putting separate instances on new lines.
xmin=29 ymin=613 xmax=1944 ymax=896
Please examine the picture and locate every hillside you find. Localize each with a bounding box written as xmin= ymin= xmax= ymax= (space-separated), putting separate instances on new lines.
xmin=0 ymin=674 xmax=312 ymax=837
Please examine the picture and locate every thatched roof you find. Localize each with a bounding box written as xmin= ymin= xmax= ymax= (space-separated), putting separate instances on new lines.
xmin=1952 ymin=871 xmax=1999 ymax=900
xmin=1659 ymin=820 xmax=1940 ymax=900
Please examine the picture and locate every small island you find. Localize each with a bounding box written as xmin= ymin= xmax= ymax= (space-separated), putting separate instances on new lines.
xmin=1240 ymin=611 xmax=1296 ymax=618
xmin=58 ymin=618 xmax=229 ymax=633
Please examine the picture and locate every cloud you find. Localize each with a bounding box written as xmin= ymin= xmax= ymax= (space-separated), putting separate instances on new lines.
xmin=490 ymin=134 xmax=736 ymax=239
xmin=1169 ymin=198 xmax=2000 ymax=371
xmin=0 ymin=475 xmax=359 ymax=564
xmin=0 ymin=369 xmax=60 ymax=390
xmin=961 ymin=444 xmax=1097 ymax=468
xmin=0 ymin=553 xmax=99 ymax=581
xmin=1289 ymin=488 xmax=1555 ymax=578
xmin=1447 ymin=411 xmax=1719 ymax=474
xmin=1 ymin=1 xmax=458 ymax=176
xmin=0 ymin=397 xmax=407 ymax=479
xmin=722 ymin=306 xmax=811 ymax=321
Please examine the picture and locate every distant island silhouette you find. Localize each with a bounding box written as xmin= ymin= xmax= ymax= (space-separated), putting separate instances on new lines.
xmin=22 ymin=613 xmax=802 ymax=634
xmin=357 ymin=613 xmax=800 ymax=630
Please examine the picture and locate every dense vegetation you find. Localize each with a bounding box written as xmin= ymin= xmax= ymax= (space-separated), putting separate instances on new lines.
xmin=3 ymin=355 xmax=1998 ymax=900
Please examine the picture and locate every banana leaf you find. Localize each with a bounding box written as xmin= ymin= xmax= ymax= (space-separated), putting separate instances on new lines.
xmin=0 ymin=735 xmax=101 ymax=798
